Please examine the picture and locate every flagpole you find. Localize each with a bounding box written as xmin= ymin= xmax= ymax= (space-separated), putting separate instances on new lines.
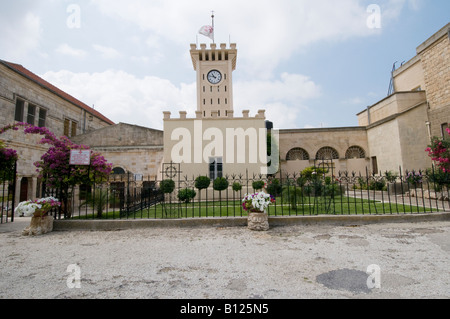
xmin=211 ymin=11 xmax=215 ymax=44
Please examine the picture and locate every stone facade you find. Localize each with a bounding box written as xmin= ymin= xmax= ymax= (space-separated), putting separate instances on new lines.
xmin=353 ymin=23 xmax=449 ymax=173
xmin=72 ymin=123 xmax=164 ymax=180
xmin=163 ymin=110 xmax=267 ymax=179
xmin=279 ymin=127 xmax=370 ymax=175
xmin=0 ymin=60 xmax=114 ymax=203
xmin=419 ymin=24 xmax=450 ymax=138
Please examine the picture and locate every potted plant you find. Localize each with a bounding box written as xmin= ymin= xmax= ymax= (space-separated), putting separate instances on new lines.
xmin=242 ymin=192 xmax=275 ymax=231
xmin=15 ymin=197 xmax=61 ymax=236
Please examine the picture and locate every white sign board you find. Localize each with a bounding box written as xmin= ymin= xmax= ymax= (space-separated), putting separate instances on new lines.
xmin=70 ymin=150 xmax=91 ymax=166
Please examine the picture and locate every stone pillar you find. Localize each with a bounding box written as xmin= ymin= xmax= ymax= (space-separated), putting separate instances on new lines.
xmin=31 ymin=177 xmax=38 ymax=200
xmin=14 ymin=176 xmax=22 ymax=208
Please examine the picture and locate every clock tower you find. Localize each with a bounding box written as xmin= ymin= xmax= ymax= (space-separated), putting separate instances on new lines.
xmin=190 ymin=42 xmax=237 ymax=118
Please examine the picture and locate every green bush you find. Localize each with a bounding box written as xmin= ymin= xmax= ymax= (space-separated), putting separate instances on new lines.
xmin=160 ymin=179 xmax=175 ymax=194
xmin=194 ymin=176 xmax=211 ymax=190
xmin=301 ymin=166 xmax=328 ymax=180
xmin=232 ymin=182 xmax=242 ymax=192
xmin=368 ymin=179 xmax=386 ymax=191
xmin=213 ymin=177 xmax=229 ymax=191
xmin=426 ymin=168 xmax=450 ymax=191
xmin=252 ymin=180 xmax=265 ymax=191
xmin=177 ymin=188 xmax=196 ymax=203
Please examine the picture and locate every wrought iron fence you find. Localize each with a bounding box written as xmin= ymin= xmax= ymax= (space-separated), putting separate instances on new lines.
xmin=1 ymin=161 xmax=16 ymax=224
xmin=45 ymin=166 xmax=450 ymax=220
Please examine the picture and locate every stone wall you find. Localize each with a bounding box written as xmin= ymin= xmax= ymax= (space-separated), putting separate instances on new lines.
xmin=0 ymin=62 xmax=113 ymax=204
xmin=279 ymin=127 xmax=370 ymax=175
xmin=72 ymin=123 xmax=165 ymax=179
xmin=418 ymin=25 xmax=450 ymax=138
xmin=419 ymin=26 xmax=450 ymax=111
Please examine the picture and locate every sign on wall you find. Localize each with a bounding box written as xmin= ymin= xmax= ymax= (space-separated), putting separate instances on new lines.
xmin=69 ymin=150 xmax=91 ymax=166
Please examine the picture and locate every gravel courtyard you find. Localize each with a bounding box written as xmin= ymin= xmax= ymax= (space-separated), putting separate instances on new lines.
xmin=0 ymin=217 xmax=449 ymax=299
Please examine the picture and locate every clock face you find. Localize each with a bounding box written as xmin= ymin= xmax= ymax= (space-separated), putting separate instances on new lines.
xmin=207 ymin=70 xmax=222 ymax=84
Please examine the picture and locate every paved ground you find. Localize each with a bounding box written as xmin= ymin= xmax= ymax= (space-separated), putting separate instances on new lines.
xmin=0 ymin=216 xmax=449 ymax=299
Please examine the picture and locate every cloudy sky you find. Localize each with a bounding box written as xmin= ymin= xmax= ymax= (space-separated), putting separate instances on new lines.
xmin=1 ymin=0 xmax=449 ymax=130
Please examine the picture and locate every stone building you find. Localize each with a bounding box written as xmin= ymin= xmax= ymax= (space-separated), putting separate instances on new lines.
xmin=0 ymin=60 xmax=114 ymax=203
xmin=357 ymin=22 xmax=450 ymax=173
xmin=279 ymin=127 xmax=369 ymax=176
xmin=71 ymin=122 xmax=164 ymax=181
xmin=1 ymin=22 xmax=448 ymax=208
xmin=162 ymin=43 xmax=268 ymax=179
xmin=282 ymin=22 xmax=449 ymax=176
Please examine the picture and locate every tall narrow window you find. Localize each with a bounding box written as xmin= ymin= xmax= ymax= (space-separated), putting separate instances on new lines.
xmin=71 ymin=121 xmax=77 ymax=137
xmin=38 ymin=109 xmax=47 ymax=127
xmin=64 ymin=119 xmax=70 ymax=137
xmin=209 ymin=157 xmax=223 ymax=179
xmin=15 ymin=99 xmax=25 ymax=122
xmin=27 ymin=104 xmax=36 ymax=125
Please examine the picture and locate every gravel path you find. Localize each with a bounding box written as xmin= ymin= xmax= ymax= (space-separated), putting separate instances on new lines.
xmin=1 ymin=217 xmax=449 ymax=299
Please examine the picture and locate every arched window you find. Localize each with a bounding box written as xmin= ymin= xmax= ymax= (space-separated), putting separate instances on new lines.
xmin=316 ymin=147 xmax=339 ymax=160
xmin=286 ymin=148 xmax=310 ymax=161
xmin=345 ymin=146 xmax=366 ymax=159
xmin=112 ymin=167 xmax=126 ymax=175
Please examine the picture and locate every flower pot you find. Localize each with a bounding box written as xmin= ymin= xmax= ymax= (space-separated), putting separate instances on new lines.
xmin=248 ymin=211 xmax=269 ymax=231
xmin=22 ymin=214 xmax=54 ymax=236
xmin=32 ymin=209 xmax=49 ymax=218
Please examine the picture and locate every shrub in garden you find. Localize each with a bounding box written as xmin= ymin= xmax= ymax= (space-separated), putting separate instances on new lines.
xmin=213 ymin=177 xmax=229 ymax=192
xmin=426 ymin=168 xmax=450 ymax=192
xmin=194 ymin=176 xmax=211 ymax=190
xmin=177 ymin=188 xmax=196 ymax=203
xmin=232 ymin=182 xmax=242 ymax=192
xmin=426 ymin=129 xmax=450 ymax=173
xmin=252 ymin=180 xmax=265 ymax=191
xmin=160 ymin=179 xmax=175 ymax=194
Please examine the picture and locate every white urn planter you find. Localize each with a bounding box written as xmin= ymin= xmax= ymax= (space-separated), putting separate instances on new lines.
xmin=247 ymin=211 xmax=269 ymax=231
xmin=22 ymin=211 xmax=54 ymax=236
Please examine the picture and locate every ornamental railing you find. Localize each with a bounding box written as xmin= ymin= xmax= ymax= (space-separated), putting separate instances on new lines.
xmin=46 ymin=166 xmax=450 ymax=220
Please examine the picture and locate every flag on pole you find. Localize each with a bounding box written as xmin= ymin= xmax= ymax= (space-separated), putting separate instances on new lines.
xmin=199 ymin=25 xmax=214 ymax=40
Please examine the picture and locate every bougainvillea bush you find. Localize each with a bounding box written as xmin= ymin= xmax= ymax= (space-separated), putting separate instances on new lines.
xmin=0 ymin=140 xmax=18 ymax=180
xmin=426 ymin=128 xmax=450 ymax=173
xmin=1 ymin=123 xmax=113 ymax=216
xmin=1 ymin=123 xmax=112 ymax=188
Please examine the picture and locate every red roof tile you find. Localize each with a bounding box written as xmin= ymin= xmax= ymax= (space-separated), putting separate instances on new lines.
xmin=0 ymin=60 xmax=115 ymax=126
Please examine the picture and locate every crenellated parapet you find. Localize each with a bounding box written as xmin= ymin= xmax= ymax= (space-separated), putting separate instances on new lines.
xmin=190 ymin=43 xmax=237 ymax=71
xmin=163 ymin=109 xmax=265 ymax=121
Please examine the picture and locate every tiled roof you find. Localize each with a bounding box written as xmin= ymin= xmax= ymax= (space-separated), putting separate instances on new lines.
xmin=0 ymin=60 xmax=115 ymax=125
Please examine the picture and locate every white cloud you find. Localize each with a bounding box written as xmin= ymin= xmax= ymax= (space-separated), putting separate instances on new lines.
xmin=92 ymin=44 xmax=122 ymax=59
xmin=40 ymin=68 xmax=320 ymax=131
xmin=0 ymin=12 xmax=42 ymax=60
xmin=56 ymin=44 xmax=87 ymax=58
xmin=91 ymin=0 xmax=399 ymax=79
xmin=234 ymin=73 xmax=321 ymax=129
xmin=41 ymin=70 xmax=196 ymax=130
